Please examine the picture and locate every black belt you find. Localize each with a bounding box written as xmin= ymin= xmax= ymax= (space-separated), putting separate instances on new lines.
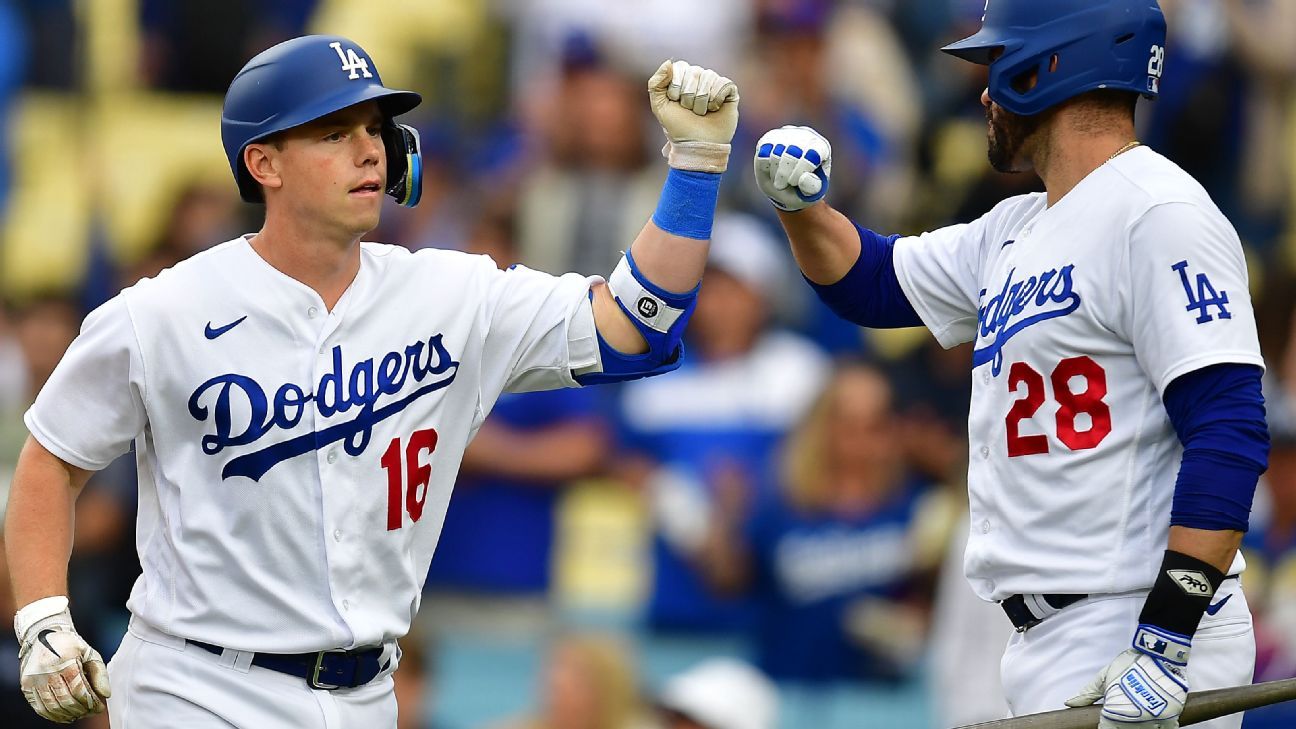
xmin=1000 ymin=593 xmax=1087 ymax=632
xmin=1001 ymin=574 xmax=1240 ymax=633
xmin=190 ymin=640 xmax=386 ymax=690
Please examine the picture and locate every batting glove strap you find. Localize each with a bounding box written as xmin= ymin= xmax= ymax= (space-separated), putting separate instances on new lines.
xmin=661 ymin=140 xmax=731 ymax=173
xmin=1133 ymin=624 xmax=1193 ymax=666
xmin=14 ymin=595 xmax=71 ymax=643
xmin=1139 ymin=549 xmax=1225 ymax=638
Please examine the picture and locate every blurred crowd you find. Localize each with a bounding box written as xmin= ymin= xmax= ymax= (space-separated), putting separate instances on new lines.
xmin=0 ymin=1 xmax=1294 ymax=728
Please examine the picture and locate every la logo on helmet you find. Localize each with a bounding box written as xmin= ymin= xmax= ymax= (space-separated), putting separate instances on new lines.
xmin=329 ymin=41 xmax=372 ymax=80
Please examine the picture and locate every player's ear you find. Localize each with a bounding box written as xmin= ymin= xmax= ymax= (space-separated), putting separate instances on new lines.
xmin=243 ymin=143 xmax=283 ymax=195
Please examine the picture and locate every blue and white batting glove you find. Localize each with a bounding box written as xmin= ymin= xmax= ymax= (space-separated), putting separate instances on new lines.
xmin=753 ymin=125 xmax=832 ymax=212
xmin=1065 ymin=624 xmax=1190 ymax=729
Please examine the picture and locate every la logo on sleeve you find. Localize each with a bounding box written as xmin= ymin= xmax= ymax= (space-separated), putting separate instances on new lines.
xmin=1171 ymin=260 xmax=1230 ymax=324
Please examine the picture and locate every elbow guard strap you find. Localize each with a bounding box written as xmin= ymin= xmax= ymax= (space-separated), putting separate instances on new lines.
xmin=574 ymin=250 xmax=699 ymax=385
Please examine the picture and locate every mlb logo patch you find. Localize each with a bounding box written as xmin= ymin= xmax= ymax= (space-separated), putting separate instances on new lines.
xmin=1147 ymin=77 xmax=1159 ymax=94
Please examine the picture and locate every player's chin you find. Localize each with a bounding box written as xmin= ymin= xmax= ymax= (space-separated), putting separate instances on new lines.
xmin=344 ymin=193 xmax=382 ymax=225
xmin=335 ymin=209 xmax=380 ymax=239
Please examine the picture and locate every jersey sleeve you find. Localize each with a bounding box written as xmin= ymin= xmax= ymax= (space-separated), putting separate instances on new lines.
xmin=23 ymin=296 xmax=147 ymax=470
xmin=891 ymin=216 xmax=990 ymax=348
xmin=477 ymin=261 xmax=599 ymax=395
xmin=1126 ymin=202 xmax=1265 ymax=394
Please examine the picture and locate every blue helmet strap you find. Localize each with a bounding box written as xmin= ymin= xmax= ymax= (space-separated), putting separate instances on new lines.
xmin=382 ymin=123 xmax=422 ymax=208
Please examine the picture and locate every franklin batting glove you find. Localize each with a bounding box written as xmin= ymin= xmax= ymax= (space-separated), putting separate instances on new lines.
xmin=1065 ymin=625 xmax=1191 ymax=729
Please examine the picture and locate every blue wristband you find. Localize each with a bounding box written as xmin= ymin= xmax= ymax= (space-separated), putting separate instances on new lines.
xmin=651 ymin=169 xmax=722 ymax=240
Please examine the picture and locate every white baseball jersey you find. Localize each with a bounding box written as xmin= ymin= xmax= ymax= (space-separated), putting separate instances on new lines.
xmin=893 ymin=146 xmax=1264 ymax=601
xmin=25 ymin=237 xmax=599 ymax=653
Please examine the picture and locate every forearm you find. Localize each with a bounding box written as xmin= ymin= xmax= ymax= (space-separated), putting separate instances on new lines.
xmin=1125 ymin=364 xmax=1267 ymax=649
xmin=628 ymin=219 xmax=708 ymax=295
xmin=1166 ymin=526 xmax=1242 ymax=575
xmin=591 ymin=218 xmax=708 ymax=354
xmin=5 ymin=437 xmax=89 ymax=606
xmin=776 ymin=201 xmax=861 ymax=285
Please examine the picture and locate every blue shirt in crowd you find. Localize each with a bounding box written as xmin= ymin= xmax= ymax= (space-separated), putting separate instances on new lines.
xmin=425 ymin=387 xmax=601 ymax=594
xmin=746 ymin=477 xmax=931 ymax=684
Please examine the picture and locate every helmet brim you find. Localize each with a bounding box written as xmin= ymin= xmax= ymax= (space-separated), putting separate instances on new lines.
xmin=245 ymin=84 xmax=422 ymax=147
xmin=941 ymin=31 xmax=1004 ymax=65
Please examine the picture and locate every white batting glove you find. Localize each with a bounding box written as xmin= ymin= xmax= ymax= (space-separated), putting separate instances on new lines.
xmin=753 ymin=125 xmax=832 ymax=212
xmin=648 ymin=60 xmax=740 ymax=173
xmin=15 ymin=596 xmax=111 ymax=723
xmin=1065 ymin=626 xmax=1190 ymax=728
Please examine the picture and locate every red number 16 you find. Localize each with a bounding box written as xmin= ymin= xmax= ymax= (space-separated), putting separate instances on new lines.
xmin=380 ymin=428 xmax=438 ymax=530
xmin=1005 ymin=356 xmax=1112 ymax=457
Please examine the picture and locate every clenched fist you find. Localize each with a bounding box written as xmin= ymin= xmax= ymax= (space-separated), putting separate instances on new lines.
xmin=15 ymin=596 xmax=111 ymax=723
xmin=648 ymin=60 xmax=740 ymax=173
xmin=753 ymin=125 xmax=832 ymax=212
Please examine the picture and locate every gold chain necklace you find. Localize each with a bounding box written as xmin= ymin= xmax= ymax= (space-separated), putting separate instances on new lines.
xmin=1108 ymin=140 xmax=1141 ymax=162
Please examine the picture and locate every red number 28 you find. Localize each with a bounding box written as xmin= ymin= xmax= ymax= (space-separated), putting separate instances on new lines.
xmin=380 ymin=428 xmax=438 ymax=530
xmin=1005 ymin=356 xmax=1112 ymax=457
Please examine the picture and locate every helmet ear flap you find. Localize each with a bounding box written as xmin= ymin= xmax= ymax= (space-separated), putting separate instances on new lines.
xmin=382 ymin=122 xmax=422 ymax=207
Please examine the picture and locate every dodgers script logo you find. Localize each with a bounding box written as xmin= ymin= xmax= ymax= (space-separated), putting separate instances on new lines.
xmin=188 ymin=333 xmax=459 ymax=481
xmin=973 ymin=265 xmax=1082 ymax=375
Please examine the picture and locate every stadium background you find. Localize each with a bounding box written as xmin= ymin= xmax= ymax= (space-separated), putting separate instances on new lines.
xmin=0 ymin=1 xmax=1293 ymax=728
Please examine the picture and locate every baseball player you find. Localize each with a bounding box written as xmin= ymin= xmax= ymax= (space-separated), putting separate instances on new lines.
xmin=753 ymin=2 xmax=1268 ymax=728
xmin=5 ymin=35 xmax=739 ymax=727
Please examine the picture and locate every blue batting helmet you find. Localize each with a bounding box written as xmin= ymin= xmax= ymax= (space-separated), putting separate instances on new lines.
xmin=221 ymin=35 xmax=424 ymax=206
xmin=942 ymin=0 xmax=1167 ymax=116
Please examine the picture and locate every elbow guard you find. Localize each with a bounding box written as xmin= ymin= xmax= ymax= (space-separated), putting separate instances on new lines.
xmin=574 ymin=250 xmax=699 ymax=385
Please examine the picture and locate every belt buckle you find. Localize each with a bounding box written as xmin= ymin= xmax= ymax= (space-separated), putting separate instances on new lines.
xmin=1015 ymin=617 xmax=1042 ymax=633
xmin=308 ymin=649 xmax=349 ymax=690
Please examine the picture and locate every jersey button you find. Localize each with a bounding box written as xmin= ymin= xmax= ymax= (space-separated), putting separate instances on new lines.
xmin=981 ymin=520 xmax=991 ymax=534
xmin=333 ymin=529 xmax=342 ymax=541
xmin=308 ymin=306 xmax=319 ymax=318
xmin=980 ymin=445 xmax=990 ymax=459
xmin=982 ymin=370 xmax=991 ymax=385
xmin=342 ymin=599 xmax=350 ymax=611
xmin=326 ymin=450 xmax=338 ymax=464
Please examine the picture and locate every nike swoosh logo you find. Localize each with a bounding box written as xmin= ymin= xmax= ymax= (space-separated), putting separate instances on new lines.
xmin=36 ymin=628 xmax=62 ymax=658
xmin=1205 ymin=594 xmax=1232 ymax=616
xmin=205 ymin=316 xmax=248 ymax=340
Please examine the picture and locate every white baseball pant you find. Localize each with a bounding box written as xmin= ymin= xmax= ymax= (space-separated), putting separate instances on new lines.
xmin=1000 ymin=578 xmax=1255 ymax=729
xmin=106 ymin=618 xmax=399 ymax=728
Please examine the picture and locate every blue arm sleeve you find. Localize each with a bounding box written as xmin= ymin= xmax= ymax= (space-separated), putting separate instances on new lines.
xmin=804 ymin=222 xmax=922 ymax=329
xmin=1162 ymin=363 xmax=1269 ymax=532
